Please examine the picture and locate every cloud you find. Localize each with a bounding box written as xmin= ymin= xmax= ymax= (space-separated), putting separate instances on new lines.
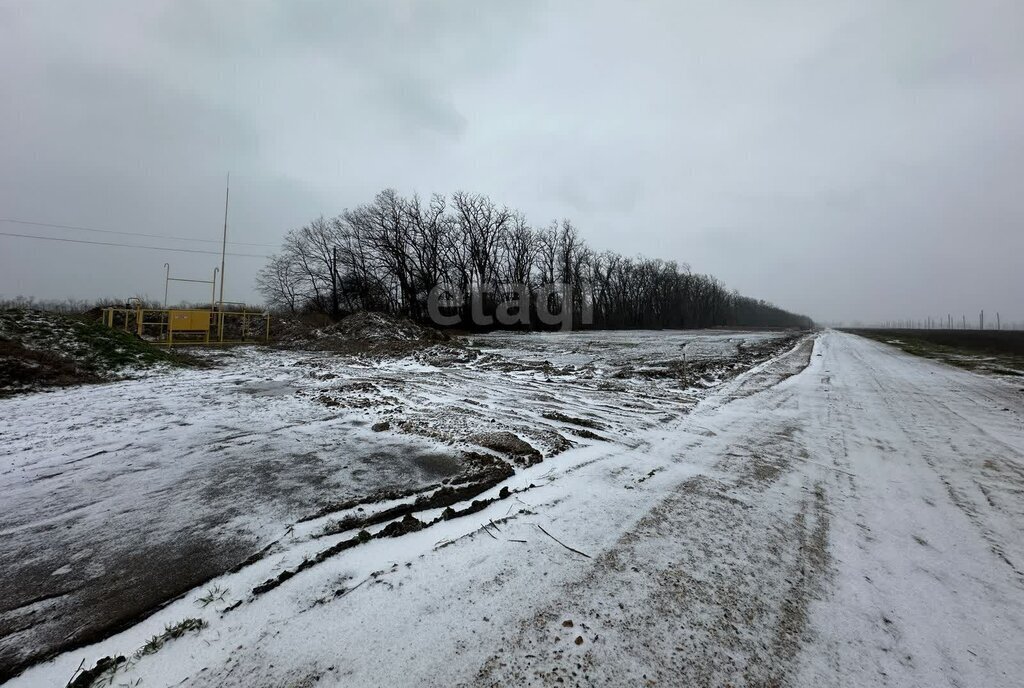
xmin=1 ymin=0 xmax=1022 ymax=324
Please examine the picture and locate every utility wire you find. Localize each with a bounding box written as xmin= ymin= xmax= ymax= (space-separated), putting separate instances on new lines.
xmin=0 ymin=218 xmax=277 ymax=248
xmin=0 ymin=231 xmax=270 ymax=258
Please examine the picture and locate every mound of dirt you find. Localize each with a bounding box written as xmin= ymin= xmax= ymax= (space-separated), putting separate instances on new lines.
xmin=0 ymin=309 xmax=192 ymax=395
xmin=270 ymin=313 xmax=333 ymax=343
xmin=470 ymin=431 xmax=543 ymax=466
xmin=334 ymin=311 xmax=447 ymax=342
xmin=278 ymin=311 xmax=449 ymax=352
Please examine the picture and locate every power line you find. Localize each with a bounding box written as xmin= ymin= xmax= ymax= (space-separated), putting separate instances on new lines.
xmin=0 ymin=218 xmax=277 ymax=248
xmin=0 ymin=231 xmax=270 ymax=258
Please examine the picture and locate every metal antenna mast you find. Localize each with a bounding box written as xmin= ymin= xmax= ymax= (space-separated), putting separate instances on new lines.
xmin=218 ymin=172 xmax=230 ymax=311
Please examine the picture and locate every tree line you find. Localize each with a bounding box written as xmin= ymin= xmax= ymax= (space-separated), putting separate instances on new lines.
xmin=257 ymin=189 xmax=812 ymax=330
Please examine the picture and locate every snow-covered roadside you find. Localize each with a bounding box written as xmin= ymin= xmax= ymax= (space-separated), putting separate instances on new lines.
xmin=10 ymin=329 xmax=1023 ymax=687
xmin=479 ymin=333 xmax=1024 ymax=687
xmin=0 ymin=329 xmax=796 ymax=680
xmin=3 ymin=335 xmax=815 ymax=687
xmin=793 ymin=334 xmax=1024 ymax=687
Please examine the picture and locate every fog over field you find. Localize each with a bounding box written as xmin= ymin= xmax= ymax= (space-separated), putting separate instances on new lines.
xmin=2 ymin=0 xmax=1023 ymax=324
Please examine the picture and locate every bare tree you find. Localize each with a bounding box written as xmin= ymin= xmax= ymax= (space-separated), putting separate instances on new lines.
xmin=452 ymin=191 xmax=511 ymax=293
xmin=256 ymin=254 xmax=302 ymax=313
xmin=258 ymin=188 xmax=813 ymax=331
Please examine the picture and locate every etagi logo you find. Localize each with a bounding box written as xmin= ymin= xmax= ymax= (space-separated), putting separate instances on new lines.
xmin=426 ymin=283 xmax=593 ymax=331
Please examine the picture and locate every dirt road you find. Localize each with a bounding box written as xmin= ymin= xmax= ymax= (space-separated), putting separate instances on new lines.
xmin=478 ymin=331 xmax=1024 ymax=686
xmin=8 ymin=331 xmax=1024 ymax=687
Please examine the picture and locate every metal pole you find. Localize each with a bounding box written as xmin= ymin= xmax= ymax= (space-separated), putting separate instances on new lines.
xmin=218 ymin=172 xmax=229 ymax=341
xmin=212 ymin=267 xmax=219 ymax=309
xmin=163 ymin=263 xmax=170 ymax=308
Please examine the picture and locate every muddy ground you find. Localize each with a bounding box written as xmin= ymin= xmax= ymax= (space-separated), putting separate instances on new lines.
xmin=0 ymin=428 xmax=468 ymax=681
xmin=8 ymin=330 xmax=1022 ymax=688
xmin=0 ymin=329 xmax=799 ymax=681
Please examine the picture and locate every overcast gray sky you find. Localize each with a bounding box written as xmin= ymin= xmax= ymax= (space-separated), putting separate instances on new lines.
xmin=1 ymin=0 xmax=1022 ymax=325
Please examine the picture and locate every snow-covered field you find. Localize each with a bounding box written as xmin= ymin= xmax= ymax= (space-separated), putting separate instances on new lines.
xmin=0 ymin=329 xmax=795 ymax=682
xmin=3 ymin=330 xmax=1024 ymax=687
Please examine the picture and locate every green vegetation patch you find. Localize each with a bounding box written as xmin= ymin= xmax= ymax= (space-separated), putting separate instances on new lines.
xmin=848 ymin=328 xmax=1024 ymax=378
xmin=0 ymin=309 xmax=196 ymax=394
xmin=138 ymin=617 xmax=207 ymax=657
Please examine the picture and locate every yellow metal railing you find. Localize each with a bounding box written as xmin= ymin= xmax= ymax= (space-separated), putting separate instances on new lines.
xmin=100 ymin=305 xmax=270 ymax=346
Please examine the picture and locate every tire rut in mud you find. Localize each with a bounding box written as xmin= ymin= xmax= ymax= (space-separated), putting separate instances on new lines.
xmin=246 ymin=454 xmax=523 ymax=600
